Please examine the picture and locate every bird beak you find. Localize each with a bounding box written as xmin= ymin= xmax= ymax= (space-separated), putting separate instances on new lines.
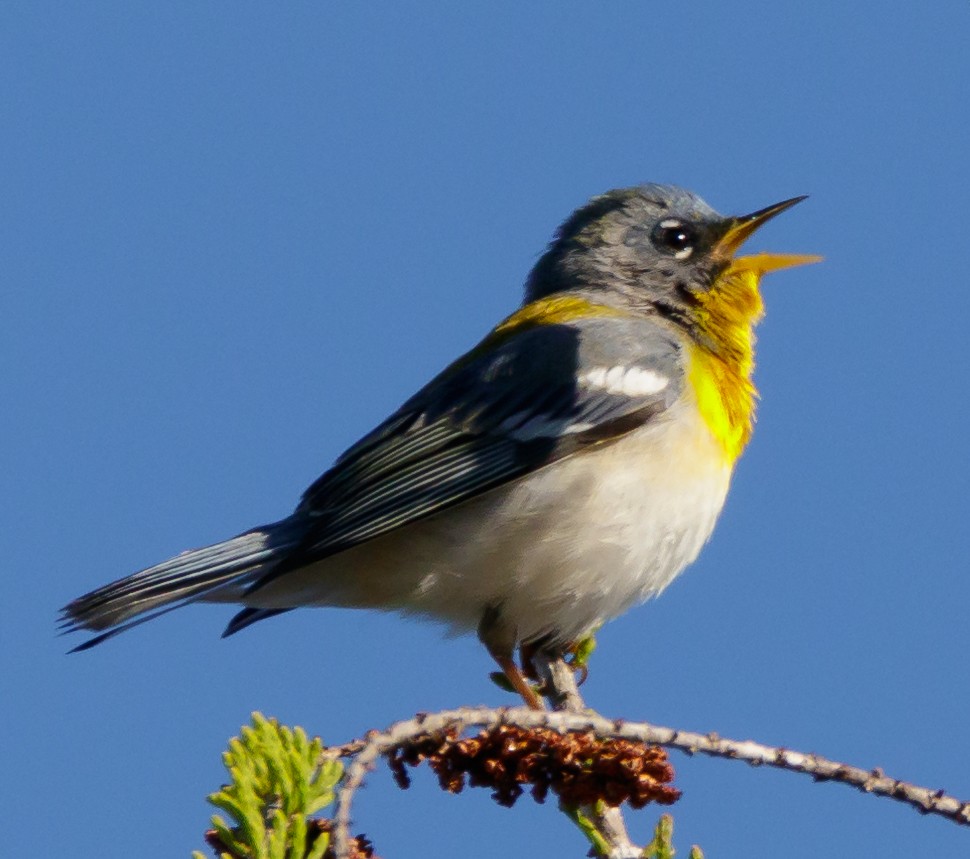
xmin=715 ymin=196 xmax=822 ymax=274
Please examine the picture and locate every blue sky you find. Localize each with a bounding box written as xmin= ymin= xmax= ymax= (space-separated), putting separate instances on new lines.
xmin=4 ymin=2 xmax=970 ymax=856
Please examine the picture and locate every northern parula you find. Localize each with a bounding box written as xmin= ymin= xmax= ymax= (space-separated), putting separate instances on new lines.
xmin=62 ymin=184 xmax=817 ymax=707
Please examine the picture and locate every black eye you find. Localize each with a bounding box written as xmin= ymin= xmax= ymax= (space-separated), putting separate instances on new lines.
xmin=651 ymin=218 xmax=697 ymax=259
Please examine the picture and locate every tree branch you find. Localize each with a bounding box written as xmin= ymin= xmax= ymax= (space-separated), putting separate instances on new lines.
xmin=330 ymin=701 xmax=970 ymax=859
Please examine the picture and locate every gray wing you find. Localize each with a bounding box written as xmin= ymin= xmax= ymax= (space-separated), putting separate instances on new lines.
xmin=245 ymin=315 xmax=684 ymax=597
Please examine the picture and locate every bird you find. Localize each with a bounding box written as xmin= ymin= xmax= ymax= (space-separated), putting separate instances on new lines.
xmin=61 ymin=183 xmax=818 ymax=708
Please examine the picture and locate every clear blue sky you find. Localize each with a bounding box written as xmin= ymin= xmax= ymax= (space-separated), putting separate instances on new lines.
xmin=4 ymin=3 xmax=970 ymax=856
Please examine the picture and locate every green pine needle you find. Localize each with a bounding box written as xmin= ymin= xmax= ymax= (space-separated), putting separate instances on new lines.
xmin=197 ymin=712 xmax=342 ymax=859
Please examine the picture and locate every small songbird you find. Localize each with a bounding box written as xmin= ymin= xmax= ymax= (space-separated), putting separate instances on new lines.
xmin=61 ymin=184 xmax=817 ymax=708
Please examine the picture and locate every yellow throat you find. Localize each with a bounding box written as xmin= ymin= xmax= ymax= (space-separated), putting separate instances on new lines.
xmin=689 ymin=252 xmax=818 ymax=463
xmin=688 ymin=261 xmax=764 ymax=463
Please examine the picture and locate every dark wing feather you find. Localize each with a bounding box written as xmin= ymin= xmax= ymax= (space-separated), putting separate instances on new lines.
xmin=245 ymin=316 xmax=683 ymax=597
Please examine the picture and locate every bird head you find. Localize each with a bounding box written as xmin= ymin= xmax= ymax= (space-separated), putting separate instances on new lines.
xmin=524 ymin=184 xmax=820 ymax=329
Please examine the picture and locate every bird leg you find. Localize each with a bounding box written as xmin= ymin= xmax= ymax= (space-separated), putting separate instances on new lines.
xmin=478 ymin=606 xmax=546 ymax=711
xmin=490 ymin=649 xmax=546 ymax=711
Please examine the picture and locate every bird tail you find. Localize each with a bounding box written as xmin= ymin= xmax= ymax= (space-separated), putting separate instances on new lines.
xmin=59 ymin=519 xmax=303 ymax=651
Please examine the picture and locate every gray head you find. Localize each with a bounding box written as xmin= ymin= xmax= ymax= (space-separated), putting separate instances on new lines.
xmin=524 ymin=183 xmax=807 ymax=316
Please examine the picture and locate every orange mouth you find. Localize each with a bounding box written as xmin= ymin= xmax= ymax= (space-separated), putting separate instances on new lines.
xmin=715 ymin=196 xmax=822 ymax=274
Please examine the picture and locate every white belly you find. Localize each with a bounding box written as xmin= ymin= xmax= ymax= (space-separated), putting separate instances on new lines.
xmin=248 ymin=398 xmax=733 ymax=646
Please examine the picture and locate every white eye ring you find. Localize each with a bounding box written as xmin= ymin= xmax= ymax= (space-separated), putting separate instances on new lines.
xmin=653 ymin=218 xmax=696 ymax=260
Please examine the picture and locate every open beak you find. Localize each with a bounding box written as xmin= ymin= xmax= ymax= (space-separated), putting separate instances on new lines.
xmin=715 ymin=196 xmax=822 ymax=274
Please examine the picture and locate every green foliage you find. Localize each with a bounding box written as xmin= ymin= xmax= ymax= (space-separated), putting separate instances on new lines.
xmin=642 ymin=813 xmax=703 ymax=859
xmin=192 ymin=712 xmax=342 ymax=859
xmin=558 ymin=802 xmax=613 ymax=857
xmin=561 ymin=808 xmax=701 ymax=858
xmin=568 ymin=630 xmax=598 ymax=671
xmin=488 ymin=671 xmax=518 ymax=694
xmin=643 ymin=813 xmax=675 ymax=859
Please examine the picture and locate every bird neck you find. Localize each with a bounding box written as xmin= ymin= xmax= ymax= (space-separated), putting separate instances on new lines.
xmin=462 ymin=294 xmax=626 ymax=367
xmin=493 ymin=294 xmax=626 ymax=339
xmin=686 ymin=265 xmax=765 ymax=463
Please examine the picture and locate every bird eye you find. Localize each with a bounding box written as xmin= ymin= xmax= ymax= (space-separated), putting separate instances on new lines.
xmin=651 ymin=218 xmax=697 ymax=260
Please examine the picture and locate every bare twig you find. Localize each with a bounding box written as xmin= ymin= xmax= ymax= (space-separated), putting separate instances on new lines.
xmin=318 ymin=739 xmax=368 ymax=761
xmin=536 ymin=652 xmax=586 ymax=713
xmin=330 ymin=704 xmax=970 ymax=859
